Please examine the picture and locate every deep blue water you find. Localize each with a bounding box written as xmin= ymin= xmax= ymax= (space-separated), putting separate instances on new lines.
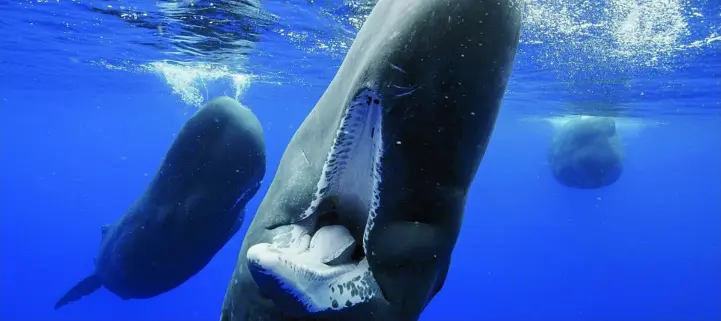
xmin=1 ymin=0 xmax=720 ymax=320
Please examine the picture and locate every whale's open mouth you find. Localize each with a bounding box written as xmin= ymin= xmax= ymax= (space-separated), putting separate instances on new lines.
xmin=247 ymin=89 xmax=385 ymax=315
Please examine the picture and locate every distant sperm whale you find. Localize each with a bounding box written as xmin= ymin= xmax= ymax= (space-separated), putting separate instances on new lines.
xmin=54 ymin=96 xmax=266 ymax=310
xmin=548 ymin=116 xmax=624 ymax=189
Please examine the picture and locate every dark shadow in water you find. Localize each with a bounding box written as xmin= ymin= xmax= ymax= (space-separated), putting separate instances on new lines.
xmin=82 ymin=0 xmax=277 ymax=62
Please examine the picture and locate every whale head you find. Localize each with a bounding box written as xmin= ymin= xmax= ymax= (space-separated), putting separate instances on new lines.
xmin=243 ymin=0 xmax=522 ymax=318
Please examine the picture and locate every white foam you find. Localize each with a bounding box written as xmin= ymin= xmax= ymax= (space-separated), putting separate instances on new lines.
xmin=519 ymin=0 xmax=711 ymax=69
xmin=144 ymin=61 xmax=253 ymax=107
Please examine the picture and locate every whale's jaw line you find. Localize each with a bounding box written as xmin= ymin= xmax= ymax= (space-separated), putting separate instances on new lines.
xmin=247 ymin=89 xmax=385 ymax=316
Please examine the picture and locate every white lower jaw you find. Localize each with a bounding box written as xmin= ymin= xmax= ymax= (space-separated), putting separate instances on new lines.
xmin=247 ymin=237 xmax=379 ymax=314
xmin=248 ymin=89 xmax=385 ymax=314
xmin=247 ymin=242 xmax=358 ymax=299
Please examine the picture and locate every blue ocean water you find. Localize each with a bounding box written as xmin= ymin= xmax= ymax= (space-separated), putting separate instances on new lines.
xmin=1 ymin=0 xmax=719 ymax=320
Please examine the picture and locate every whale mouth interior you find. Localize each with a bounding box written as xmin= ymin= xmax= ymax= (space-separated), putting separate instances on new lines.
xmin=247 ymin=89 xmax=384 ymax=315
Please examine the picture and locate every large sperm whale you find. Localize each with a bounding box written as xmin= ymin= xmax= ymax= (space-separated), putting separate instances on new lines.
xmin=219 ymin=0 xmax=522 ymax=319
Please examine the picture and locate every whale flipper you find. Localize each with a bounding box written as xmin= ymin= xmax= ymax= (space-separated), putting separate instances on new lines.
xmin=54 ymin=274 xmax=101 ymax=310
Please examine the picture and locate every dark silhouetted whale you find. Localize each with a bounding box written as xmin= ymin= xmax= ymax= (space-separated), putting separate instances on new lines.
xmin=55 ymin=96 xmax=265 ymax=309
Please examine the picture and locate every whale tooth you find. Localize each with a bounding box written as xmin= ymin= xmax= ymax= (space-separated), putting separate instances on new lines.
xmin=308 ymin=225 xmax=355 ymax=265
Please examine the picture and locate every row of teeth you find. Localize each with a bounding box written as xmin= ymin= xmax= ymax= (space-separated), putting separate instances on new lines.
xmin=296 ymin=91 xmax=379 ymax=224
xmin=250 ymin=90 xmax=385 ymax=314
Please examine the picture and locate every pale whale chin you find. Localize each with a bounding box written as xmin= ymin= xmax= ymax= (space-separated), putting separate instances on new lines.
xmin=247 ymin=89 xmax=385 ymax=315
xmin=247 ymin=225 xmax=376 ymax=314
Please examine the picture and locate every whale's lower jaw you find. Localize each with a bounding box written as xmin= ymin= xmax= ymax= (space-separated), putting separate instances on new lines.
xmin=247 ymin=89 xmax=385 ymax=316
xmin=248 ymin=239 xmax=382 ymax=316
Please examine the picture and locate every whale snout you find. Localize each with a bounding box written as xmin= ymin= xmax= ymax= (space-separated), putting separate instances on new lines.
xmin=229 ymin=0 xmax=523 ymax=320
